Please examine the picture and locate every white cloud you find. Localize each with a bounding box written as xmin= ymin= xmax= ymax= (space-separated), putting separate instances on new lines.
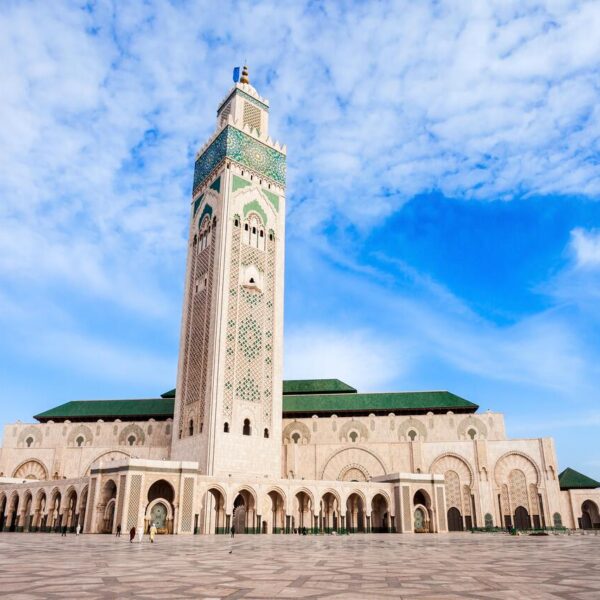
xmin=571 ymin=228 xmax=600 ymax=268
xmin=285 ymin=327 xmax=410 ymax=391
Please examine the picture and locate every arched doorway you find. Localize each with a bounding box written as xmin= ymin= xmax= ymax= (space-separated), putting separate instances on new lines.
xmin=78 ymin=487 xmax=88 ymax=533
xmin=413 ymin=490 xmax=432 ymax=533
xmin=447 ymin=507 xmax=464 ymax=531
xmin=146 ymin=479 xmax=175 ymax=534
xmin=99 ymin=480 xmax=117 ymax=533
xmin=371 ymin=494 xmax=390 ymax=533
xmin=268 ymin=490 xmax=285 ymax=534
xmin=346 ymin=493 xmax=365 ymax=533
xmin=65 ymin=490 xmax=78 ymax=532
xmin=232 ymin=489 xmax=256 ymax=534
xmin=32 ymin=491 xmax=46 ymax=532
xmin=514 ymin=506 xmax=531 ymax=530
xmin=320 ymin=492 xmax=340 ymax=533
xmin=205 ymin=488 xmax=226 ymax=534
xmin=581 ymin=500 xmax=600 ymax=530
xmin=8 ymin=494 xmax=20 ymax=532
xmin=294 ymin=491 xmax=313 ymax=532
xmin=49 ymin=492 xmax=61 ymax=532
xmin=22 ymin=493 xmax=33 ymax=532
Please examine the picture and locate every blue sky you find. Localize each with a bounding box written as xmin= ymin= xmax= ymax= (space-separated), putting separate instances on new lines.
xmin=1 ymin=1 xmax=599 ymax=477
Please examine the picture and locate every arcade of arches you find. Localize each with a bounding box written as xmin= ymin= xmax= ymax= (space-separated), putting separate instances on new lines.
xmin=3 ymin=460 xmax=600 ymax=534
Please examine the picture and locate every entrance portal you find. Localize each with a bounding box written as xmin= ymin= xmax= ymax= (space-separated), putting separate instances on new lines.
xmin=447 ymin=507 xmax=464 ymax=531
xmin=514 ymin=506 xmax=531 ymax=530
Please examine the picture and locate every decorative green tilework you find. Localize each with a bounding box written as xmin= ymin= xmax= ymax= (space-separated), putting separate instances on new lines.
xmin=210 ymin=177 xmax=221 ymax=193
xmin=193 ymin=194 xmax=204 ymax=216
xmin=226 ymin=127 xmax=285 ymax=185
xmin=243 ymin=199 xmax=267 ymax=224
xmin=236 ymin=375 xmax=260 ymax=403
xmin=193 ymin=126 xmax=286 ymax=192
xmin=199 ymin=203 xmax=213 ymax=226
xmin=232 ymin=175 xmax=252 ymax=192
xmin=238 ymin=317 xmax=262 ymax=359
xmin=262 ymin=189 xmax=279 ymax=212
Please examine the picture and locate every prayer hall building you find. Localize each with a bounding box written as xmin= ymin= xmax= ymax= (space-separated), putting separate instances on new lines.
xmin=1 ymin=67 xmax=599 ymax=536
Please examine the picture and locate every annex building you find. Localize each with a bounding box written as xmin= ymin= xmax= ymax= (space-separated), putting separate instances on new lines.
xmin=1 ymin=67 xmax=599 ymax=537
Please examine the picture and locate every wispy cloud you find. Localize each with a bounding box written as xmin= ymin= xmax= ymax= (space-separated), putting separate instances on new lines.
xmin=571 ymin=228 xmax=600 ymax=268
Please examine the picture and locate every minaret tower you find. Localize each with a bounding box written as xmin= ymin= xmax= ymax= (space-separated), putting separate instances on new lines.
xmin=171 ymin=66 xmax=286 ymax=479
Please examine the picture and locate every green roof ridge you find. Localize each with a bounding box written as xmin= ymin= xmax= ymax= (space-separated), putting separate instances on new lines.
xmin=282 ymin=390 xmax=477 ymax=415
xmin=282 ymin=379 xmax=357 ymax=395
xmin=558 ymin=467 xmax=600 ymax=490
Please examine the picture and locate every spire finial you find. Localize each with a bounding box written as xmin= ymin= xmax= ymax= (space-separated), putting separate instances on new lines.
xmin=240 ymin=64 xmax=249 ymax=84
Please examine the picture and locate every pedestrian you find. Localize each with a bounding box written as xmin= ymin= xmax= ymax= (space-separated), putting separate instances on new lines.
xmin=116 ymin=524 xmax=121 ymax=537
xmin=129 ymin=526 xmax=136 ymax=543
xmin=76 ymin=523 xmax=81 ymax=536
xmin=230 ymin=525 xmax=235 ymax=538
xmin=138 ymin=525 xmax=144 ymax=543
xmin=61 ymin=524 xmax=67 ymax=537
xmin=150 ymin=523 xmax=157 ymax=543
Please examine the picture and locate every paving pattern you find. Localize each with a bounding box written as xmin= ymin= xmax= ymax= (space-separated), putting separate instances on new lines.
xmin=0 ymin=532 xmax=599 ymax=599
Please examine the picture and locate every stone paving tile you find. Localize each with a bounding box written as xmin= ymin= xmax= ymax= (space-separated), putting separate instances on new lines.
xmin=0 ymin=532 xmax=600 ymax=598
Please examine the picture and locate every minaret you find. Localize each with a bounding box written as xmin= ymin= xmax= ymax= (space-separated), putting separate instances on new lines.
xmin=171 ymin=66 xmax=286 ymax=479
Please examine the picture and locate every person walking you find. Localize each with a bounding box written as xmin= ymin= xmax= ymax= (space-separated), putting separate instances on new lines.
xmin=150 ymin=523 xmax=157 ymax=543
xmin=230 ymin=525 xmax=235 ymax=538
xmin=129 ymin=526 xmax=136 ymax=543
xmin=116 ymin=524 xmax=121 ymax=537
xmin=75 ymin=523 xmax=81 ymax=536
xmin=61 ymin=524 xmax=67 ymax=537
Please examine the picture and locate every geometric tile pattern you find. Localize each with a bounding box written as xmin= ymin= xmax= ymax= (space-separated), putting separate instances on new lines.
xmin=1 ymin=533 xmax=600 ymax=598
xmin=193 ymin=126 xmax=286 ymax=193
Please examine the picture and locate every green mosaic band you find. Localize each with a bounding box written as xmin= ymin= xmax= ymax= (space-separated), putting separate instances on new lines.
xmin=193 ymin=126 xmax=286 ymax=193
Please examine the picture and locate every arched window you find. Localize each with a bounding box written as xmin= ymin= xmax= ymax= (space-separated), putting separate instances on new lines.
xmin=264 ymin=428 xmax=269 ymax=438
xmin=189 ymin=420 xmax=194 ymax=436
xmin=291 ymin=432 xmax=300 ymax=444
xmin=234 ymin=218 xmax=239 ymax=227
xmin=127 ymin=435 xmax=136 ymax=446
xmin=349 ymin=431 xmax=358 ymax=443
xmin=467 ymin=428 xmax=476 ymax=440
xmin=408 ymin=430 xmax=417 ymax=441
xmin=224 ymin=422 xmax=229 ymax=433
xmin=76 ymin=436 xmax=84 ymax=447
xmin=26 ymin=437 xmax=34 ymax=448
xmin=243 ymin=419 xmax=251 ymax=436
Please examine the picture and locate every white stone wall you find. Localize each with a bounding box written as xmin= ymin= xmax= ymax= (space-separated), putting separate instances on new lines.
xmin=282 ymin=412 xmax=563 ymax=529
xmin=0 ymin=419 xmax=171 ymax=480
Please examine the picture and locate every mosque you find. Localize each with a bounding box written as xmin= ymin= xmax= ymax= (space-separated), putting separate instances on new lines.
xmin=1 ymin=67 xmax=599 ymax=536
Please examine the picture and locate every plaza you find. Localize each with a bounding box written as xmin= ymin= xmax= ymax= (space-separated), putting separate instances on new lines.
xmin=0 ymin=532 xmax=599 ymax=598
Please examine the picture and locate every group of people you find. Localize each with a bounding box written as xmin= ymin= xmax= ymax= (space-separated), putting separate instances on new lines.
xmin=124 ymin=523 xmax=158 ymax=543
xmin=59 ymin=523 xmax=81 ymax=536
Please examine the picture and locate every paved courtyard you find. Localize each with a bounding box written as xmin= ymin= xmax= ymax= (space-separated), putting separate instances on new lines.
xmin=0 ymin=532 xmax=599 ymax=599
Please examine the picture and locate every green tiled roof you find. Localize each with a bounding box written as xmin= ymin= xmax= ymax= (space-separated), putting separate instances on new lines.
xmin=282 ymin=390 xmax=477 ymax=417
xmin=282 ymin=379 xmax=357 ymax=395
xmin=34 ymin=399 xmax=175 ymax=422
xmin=559 ymin=468 xmax=600 ymax=490
xmin=35 ymin=386 xmax=476 ymax=422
